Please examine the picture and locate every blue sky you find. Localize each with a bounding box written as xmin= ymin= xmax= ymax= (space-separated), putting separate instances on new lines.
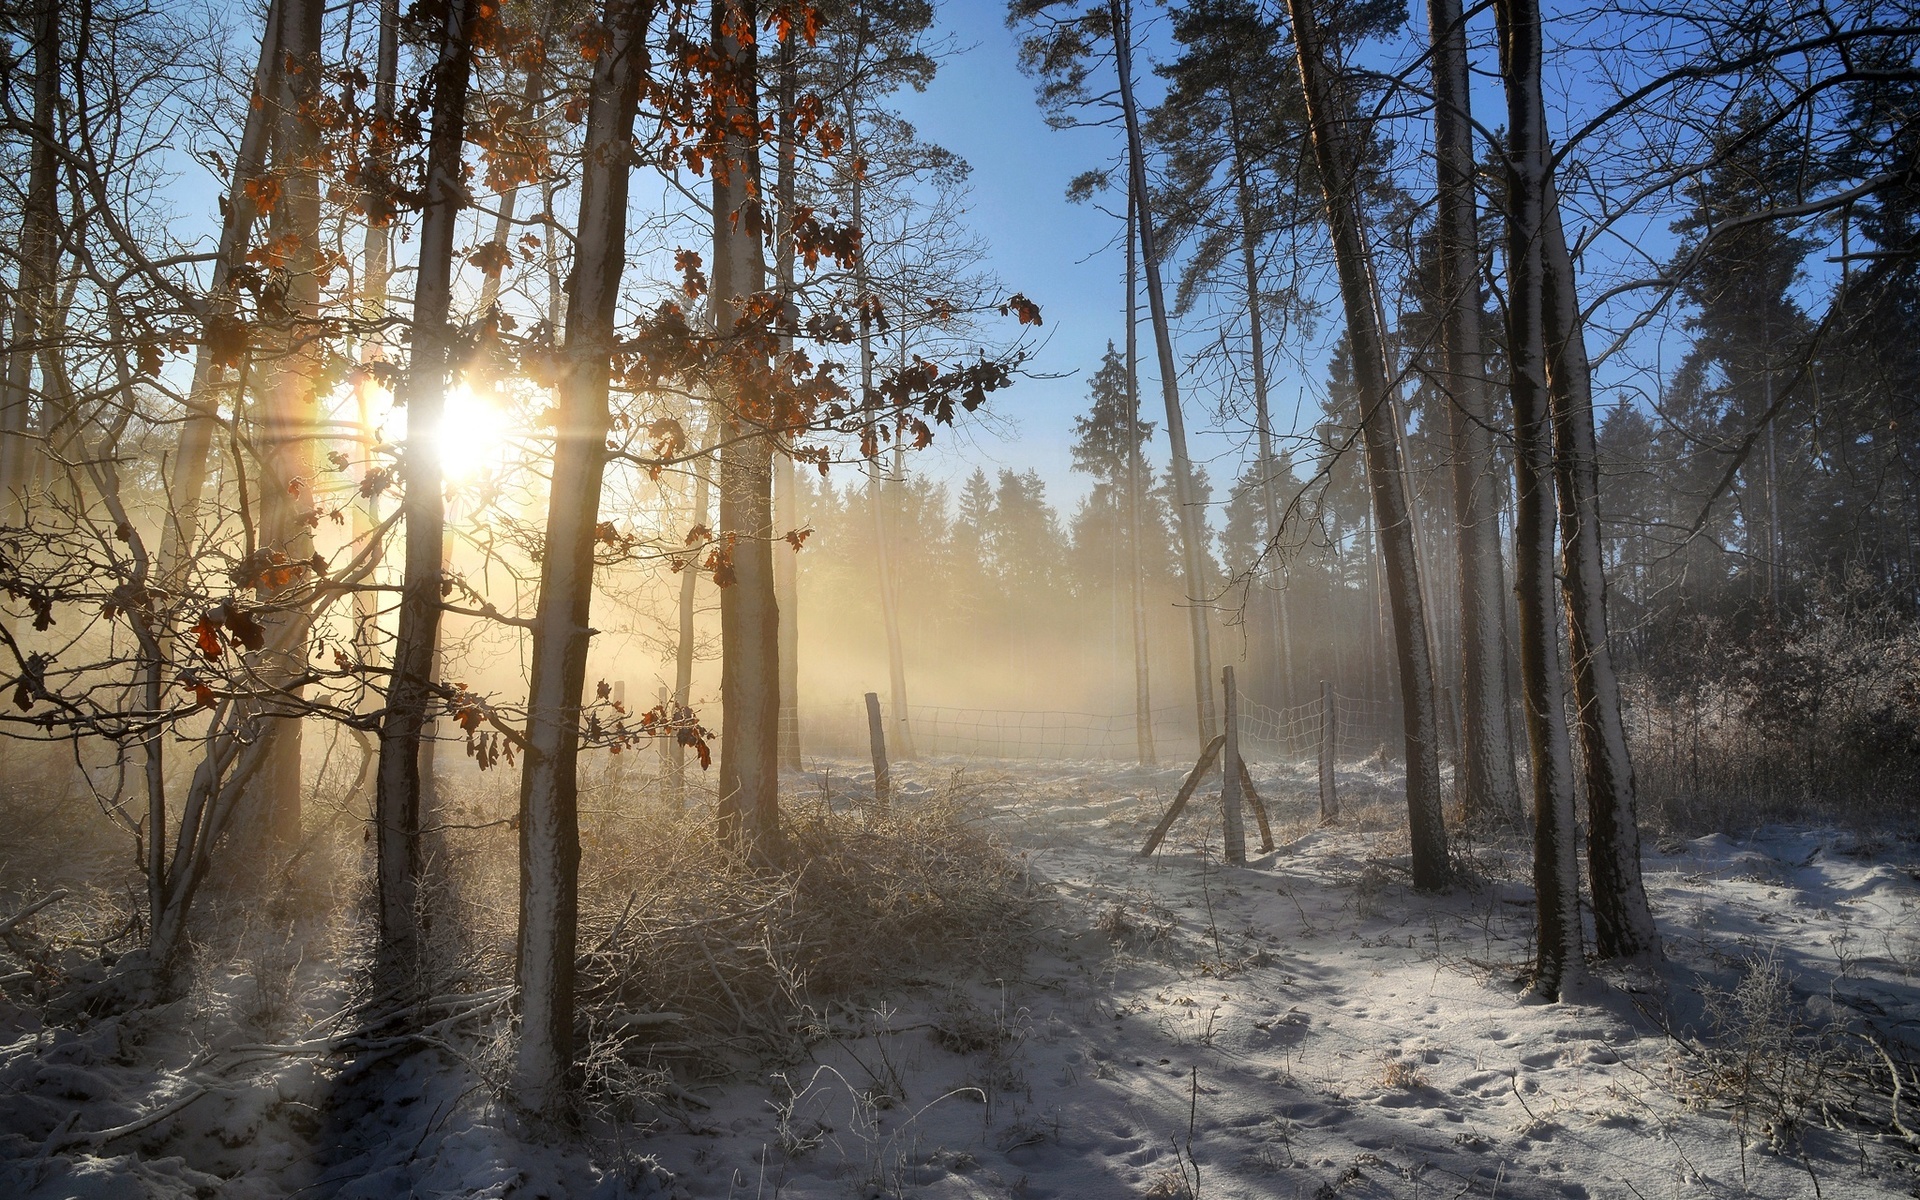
xmin=889 ymin=1 xmax=1294 ymax=513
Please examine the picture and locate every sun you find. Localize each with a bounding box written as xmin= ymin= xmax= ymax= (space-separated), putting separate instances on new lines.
xmin=436 ymin=380 xmax=514 ymax=481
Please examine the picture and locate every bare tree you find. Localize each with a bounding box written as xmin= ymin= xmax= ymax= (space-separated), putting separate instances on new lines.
xmin=712 ymin=0 xmax=783 ymax=863
xmin=1111 ymin=0 xmax=1216 ymax=745
xmin=1282 ymin=0 xmax=1449 ymax=891
xmin=1495 ymin=0 xmax=1586 ymax=998
xmin=1426 ymin=0 xmax=1521 ymax=825
xmin=1541 ymin=201 xmax=1660 ymax=960
xmin=373 ymin=0 xmax=481 ymax=985
xmin=240 ymin=0 xmax=327 ymax=852
xmin=514 ymin=0 xmax=653 ymax=1117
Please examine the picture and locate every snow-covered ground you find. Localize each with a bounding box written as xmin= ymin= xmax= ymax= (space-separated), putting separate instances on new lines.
xmin=3 ymin=757 xmax=1918 ymax=1198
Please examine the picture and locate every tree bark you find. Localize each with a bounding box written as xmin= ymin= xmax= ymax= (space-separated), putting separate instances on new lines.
xmin=373 ymin=0 xmax=478 ymax=986
xmin=772 ymin=25 xmax=803 ymax=772
xmin=1224 ymin=90 xmax=1293 ymax=714
xmin=1284 ymin=0 xmax=1450 ymax=891
xmin=674 ymin=442 xmax=710 ymax=800
xmin=712 ymin=0 xmax=782 ymax=864
xmin=1 ymin=0 xmax=61 ymax=522
xmin=1426 ymin=0 xmax=1522 ymax=824
xmin=1494 ymin=0 xmax=1586 ymax=999
xmin=348 ymin=0 xmax=395 ymax=691
xmin=244 ymin=0 xmax=326 ymax=852
xmin=1113 ymin=0 xmax=1216 ymax=747
xmin=1540 ymin=202 xmax=1660 ymax=961
xmin=514 ymin=0 xmax=650 ymax=1116
xmin=1124 ymin=185 xmax=1156 ymax=767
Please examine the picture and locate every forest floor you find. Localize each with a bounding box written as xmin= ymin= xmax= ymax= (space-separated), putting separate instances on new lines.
xmin=3 ymin=756 xmax=1919 ymax=1199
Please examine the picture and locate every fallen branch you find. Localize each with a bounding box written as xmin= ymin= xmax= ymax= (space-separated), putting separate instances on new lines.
xmin=47 ymin=1084 xmax=215 ymax=1153
xmin=0 ymin=890 xmax=70 ymax=937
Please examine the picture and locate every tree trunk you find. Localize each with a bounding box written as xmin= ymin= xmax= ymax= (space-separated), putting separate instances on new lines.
xmin=1540 ymin=202 xmax=1660 ymax=961
xmin=712 ymin=0 xmax=782 ymax=864
xmin=674 ymin=443 xmax=710 ymax=800
xmin=1426 ymin=0 xmax=1522 ymax=825
xmin=1 ymin=0 xmax=62 ymax=523
xmin=514 ymin=0 xmax=650 ymax=1116
xmin=1113 ymin=0 xmax=1216 ymax=747
xmin=373 ymin=0 xmax=478 ymax=986
xmin=1124 ymin=185 xmax=1156 ymax=767
xmin=244 ymin=0 xmax=326 ymax=852
xmin=1494 ymin=0 xmax=1586 ymax=999
xmin=879 ymin=433 xmax=916 ymax=757
xmin=157 ymin=0 xmax=283 ymax=590
xmin=773 ymin=26 xmax=803 ymax=772
xmin=1225 ymin=90 xmax=1293 ymax=714
xmin=352 ymin=0 xmax=398 ymax=677
xmin=1284 ymin=0 xmax=1449 ymax=891
xmin=849 ymin=101 xmax=914 ymax=763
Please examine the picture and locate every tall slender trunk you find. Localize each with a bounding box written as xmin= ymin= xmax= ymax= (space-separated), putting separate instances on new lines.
xmin=847 ymin=100 xmax=914 ymax=762
xmin=1224 ymin=90 xmax=1293 ymax=713
xmin=1284 ymin=0 xmax=1449 ymax=890
xmin=1113 ymin=0 xmax=1215 ymax=746
xmin=1540 ymin=202 xmax=1660 ymax=960
xmin=514 ymin=0 xmax=650 ymax=1115
xmin=422 ymin=51 xmax=542 ymax=816
xmin=712 ymin=0 xmax=781 ymax=863
xmin=1427 ymin=0 xmax=1521 ymax=823
xmin=772 ymin=28 xmax=803 ymax=772
xmin=158 ymin=1 xmax=284 ymax=587
xmin=1 ymin=0 xmax=62 ymax=522
xmin=1495 ymin=0 xmax=1586 ymax=998
xmin=1125 ymin=187 xmax=1155 ymax=766
xmin=674 ymin=444 xmax=710 ymax=795
xmin=353 ymin=0 xmax=397 ymax=809
xmin=245 ymin=0 xmax=326 ymax=851
xmin=373 ymin=0 xmax=479 ymax=985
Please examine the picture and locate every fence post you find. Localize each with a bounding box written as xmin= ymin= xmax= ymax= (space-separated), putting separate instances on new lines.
xmin=1319 ymin=679 xmax=1338 ymax=823
xmin=865 ymin=691 xmax=891 ymax=810
xmin=1221 ymin=667 xmax=1246 ymax=864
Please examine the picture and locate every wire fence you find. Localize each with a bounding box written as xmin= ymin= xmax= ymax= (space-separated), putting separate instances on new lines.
xmin=796 ymin=685 xmax=1404 ymax=767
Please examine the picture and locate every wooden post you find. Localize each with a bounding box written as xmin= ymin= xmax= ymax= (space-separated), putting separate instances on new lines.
xmin=1140 ymin=733 xmax=1225 ymax=857
xmin=1236 ymin=754 xmax=1276 ymax=854
xmin=1221 ymin=667 xmax=1247 ymax=864
xmin=865 ymin=691 xmax=890 ymax=810
xmin=1319 ymin=679 xmax=1338 ymax=823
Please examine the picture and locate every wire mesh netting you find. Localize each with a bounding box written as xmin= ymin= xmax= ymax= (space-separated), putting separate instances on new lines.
xmin=799 ymin=687 xmax=1404 ymax=766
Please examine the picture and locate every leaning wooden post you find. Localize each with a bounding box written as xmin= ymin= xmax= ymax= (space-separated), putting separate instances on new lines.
xmin=865 ymin=691 xmax=890 ymax=811
xmin=1140 ymin=733 xmax=1225 ymax=856
xmin=1221 ymin=666 xmax=1247 ymax=864
xmin=1319 ymin=679 xmax=1339 ymax=823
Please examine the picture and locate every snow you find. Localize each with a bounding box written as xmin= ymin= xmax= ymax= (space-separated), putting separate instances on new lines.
xmin=3 ymin=757 xmax=1917 ymax=1198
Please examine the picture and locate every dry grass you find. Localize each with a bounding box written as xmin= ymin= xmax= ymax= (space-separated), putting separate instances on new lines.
xmin=564 ymin=772 xmax=1035 ymax=1077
